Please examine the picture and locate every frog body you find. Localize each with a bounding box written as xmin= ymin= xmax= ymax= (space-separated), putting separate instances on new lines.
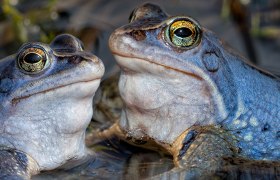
xmin=0 ymin=34 xmax=104 ymax=178
xmin=108 ymin=3 xmax=280 ymax=162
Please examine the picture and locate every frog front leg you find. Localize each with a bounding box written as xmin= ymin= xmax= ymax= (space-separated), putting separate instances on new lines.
xmin=152 ymin=126 xmax=238 ymax=179
xmin=155 ymin=125 xmax=280 ymax=179
xmin=172 ymin=126 xmax=238 ymax=169
xmin=0 ymin=148 xmax=39 ymax=180
xmin=89 ymin=122 xmax=125 ymax=144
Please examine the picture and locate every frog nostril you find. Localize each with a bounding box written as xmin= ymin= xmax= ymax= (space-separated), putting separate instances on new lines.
xmin=129 ymin=30 xmax=146 ymax=41
xmin=69 ymin=56 xmax=82 ymax=64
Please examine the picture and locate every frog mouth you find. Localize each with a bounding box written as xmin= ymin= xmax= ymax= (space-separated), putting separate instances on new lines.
xmin=11 ymin=78 xmax=101 ymax=105
xmin=113 ymin=53 xmax=228 ymax=124
xmin=113 ymin=53 xmax=202 ymax=80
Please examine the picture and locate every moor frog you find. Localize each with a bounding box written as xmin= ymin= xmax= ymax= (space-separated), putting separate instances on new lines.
xmin=0 ymin=34 xmax=104 ymax=179
xmin=104 ymin=3 xmax=280 ymax=176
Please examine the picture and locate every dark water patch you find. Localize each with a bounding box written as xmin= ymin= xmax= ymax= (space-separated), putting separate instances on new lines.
xmin=33 ymin=138 xmax=174 ymax=179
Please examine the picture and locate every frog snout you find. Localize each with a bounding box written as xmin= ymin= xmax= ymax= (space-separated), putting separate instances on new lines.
xmin=127 ymin=30 xmax=146 ymax=41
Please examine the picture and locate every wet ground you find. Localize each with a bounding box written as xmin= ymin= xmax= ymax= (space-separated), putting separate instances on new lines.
xmin=1 ymin=0 xmax=280 ymax=179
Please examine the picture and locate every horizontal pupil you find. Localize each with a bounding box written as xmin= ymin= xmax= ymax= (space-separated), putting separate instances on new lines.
xmin=24 ymin=53 xmax=42 ymax=63
xmin=174 ymin=27 xmax=192 ymax=38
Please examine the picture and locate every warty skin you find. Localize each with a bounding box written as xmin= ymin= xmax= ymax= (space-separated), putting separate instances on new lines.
xmin=109 ymin=3 xmax=280 ymax=161
xmin=0 ymin=34 xmax=104 ymax=177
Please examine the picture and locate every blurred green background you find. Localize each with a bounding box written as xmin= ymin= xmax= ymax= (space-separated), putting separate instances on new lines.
xmin=1 ymin=0 xmax=280 ymax=77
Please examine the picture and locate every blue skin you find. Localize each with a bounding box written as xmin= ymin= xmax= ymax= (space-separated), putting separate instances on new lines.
xmin=0 ymin=34 xmax=104 ymax=178
xmin=109 ymin=3 xmax=280 ymax=161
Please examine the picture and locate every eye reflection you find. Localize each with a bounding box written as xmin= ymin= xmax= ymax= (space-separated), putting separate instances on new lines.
xmin=17 ymin=47 xmax=49 ymax=73
xmin=165 ymin=18 xmax=202 ymax=48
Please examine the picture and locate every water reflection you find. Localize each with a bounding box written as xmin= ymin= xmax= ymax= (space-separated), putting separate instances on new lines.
xmin=33 ymin=139 xmax=174 ymax=179
xmin=33 ymin=138 xmax=280 ymax=179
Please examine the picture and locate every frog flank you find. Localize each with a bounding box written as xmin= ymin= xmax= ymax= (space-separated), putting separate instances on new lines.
xmin=109 ymin=3 xmax=280 ymax=160
xmin=0 ymin=34 xmax=104 ymax=178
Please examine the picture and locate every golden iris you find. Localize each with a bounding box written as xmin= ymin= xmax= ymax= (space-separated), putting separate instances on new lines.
xmin=18 ymin=47 xmax=48 ymax=73
xmin=165 ymin=18 xmax=201 ymax=48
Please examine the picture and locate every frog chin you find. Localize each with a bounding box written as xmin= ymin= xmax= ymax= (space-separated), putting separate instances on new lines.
xmin=12 ymin=78 xmax=101 ymax=102
xmin=115 ymin=55 xmax=229 ymax=144
xmin=0 ymin=79 xmax=100 ymax=170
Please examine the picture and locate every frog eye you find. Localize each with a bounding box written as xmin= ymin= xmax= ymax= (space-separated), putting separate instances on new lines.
xmin=17 ymin=47 xmax=49 ymax=73
xmin=165 ymin=18 xmax=201 ymax=48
